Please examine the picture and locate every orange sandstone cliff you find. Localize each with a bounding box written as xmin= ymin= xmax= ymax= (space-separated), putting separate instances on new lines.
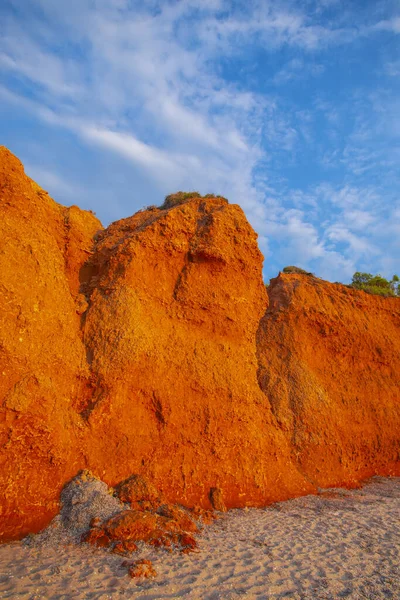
xmin=0 ymin=147 xmax=102 ymax=540
xmin=0 ymin=147 xmax=399 ymax=541
xmin=257 ymin=273 xmax=400 ymax=488
xmin=80 ymin=196 xmax=310 ymax=507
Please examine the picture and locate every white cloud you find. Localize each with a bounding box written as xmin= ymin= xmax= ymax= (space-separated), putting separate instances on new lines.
xmin=325 ymin=224 xmax=376 ymax=257
xmin=24 ymin=164 xmax=82 ymax=200
xmin=0 ymin=0 xmax=399 ymax=282
xmin=372 ymin=17 xmax=400 ymax=34
xmin=80 ymin=127 xmax=183 ymax=179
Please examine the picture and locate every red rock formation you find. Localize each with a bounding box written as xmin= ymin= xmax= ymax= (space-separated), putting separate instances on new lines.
xmin=0 ymin=147 xmax=101 ymax=540
xmin=126 ymin=559 xmax=157 ymax=579
xmin=81 ymin=194 xmax=310 ymax=507
xmin=257 ymin=273 xmax=400 ymax=488
xmin=1 ymin=149 xmax=399 ymax=542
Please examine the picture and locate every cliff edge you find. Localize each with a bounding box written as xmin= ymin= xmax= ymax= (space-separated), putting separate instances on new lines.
xmin=0 ymin=149 xmax=399 ymax=541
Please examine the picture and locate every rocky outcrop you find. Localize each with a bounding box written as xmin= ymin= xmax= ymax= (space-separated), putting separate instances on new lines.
xmin=0 ymin=148 xmax=399 ymax=541
xmin=257 ymin=273 xmax=400 ymax=488
xmin=0 ymin=147 xmax=101 ymax=540
xmin=81 ymin=195 xmax=311 ymax=509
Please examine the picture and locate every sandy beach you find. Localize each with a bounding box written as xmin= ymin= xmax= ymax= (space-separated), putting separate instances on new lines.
xmin=0 ymin=477 xmax=399 ymax=600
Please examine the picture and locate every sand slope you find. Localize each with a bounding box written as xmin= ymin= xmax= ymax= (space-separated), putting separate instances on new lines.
xmin=0 ymin=477 xmax=398 ymax=599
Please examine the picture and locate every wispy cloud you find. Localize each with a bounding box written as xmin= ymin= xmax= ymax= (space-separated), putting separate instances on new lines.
xmin=0 ymin=0 xmax=399 ymax=281
xmin=24 ymin=163 xmax=83 ymax=199
xmin=272 ymin=58 xmax=325 ymax=85
xmin=372 ymin=17 xmax=400 ymax=34
xmin=81 ymin=127 xmax=184 ymax=179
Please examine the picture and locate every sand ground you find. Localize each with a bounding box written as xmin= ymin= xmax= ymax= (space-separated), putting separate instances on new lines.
xmin=0 ymin=477 xmax=399 ymax=599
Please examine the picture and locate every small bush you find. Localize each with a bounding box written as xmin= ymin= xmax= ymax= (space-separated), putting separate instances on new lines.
xmin=160 ymin=192 xmax=229 ymax=210
xmin=161 ymin=192 xmax=201 ymax=210
xmin=203 ymin=193 xmax=229 ymax=202
xmin=282 ymin=266 xmax=314 ymax=276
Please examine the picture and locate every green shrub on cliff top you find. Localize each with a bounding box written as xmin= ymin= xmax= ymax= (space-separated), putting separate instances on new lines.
xmin=203 ymin=193 xmax=229 ymax=202
xmin=160 ymin=192 xmax=229 ymax=210
xmin=282 ymin=266 xmax=314 ymax=276
xmin=350 ymin=272 xmax=399 ymax=297
xmin=161 ymin=192 xmax=201 ymax=209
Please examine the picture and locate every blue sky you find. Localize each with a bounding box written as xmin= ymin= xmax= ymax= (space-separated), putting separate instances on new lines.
xmin=0 ymin=0 xmax=399 ymax=282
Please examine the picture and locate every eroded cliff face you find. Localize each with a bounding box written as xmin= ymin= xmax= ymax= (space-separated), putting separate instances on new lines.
xmin=257 ymin=273 xmax=400 ymax=488
xmin=0 ymin=148 xmax=399 ymax=541
xmin=0 ymin=147 xmax=102 ymax=539
xmin=81 ymin=197 xmax=310 ymax=507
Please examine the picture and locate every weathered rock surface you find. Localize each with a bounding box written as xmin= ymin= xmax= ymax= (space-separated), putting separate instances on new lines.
xmin=73 ymin=472 xmax=202 ymax=554
xmin=209 ymin=487 xmax=227 ymax=512
xmin=0 ymin=147 xmax=101 ymax=540
xmin=257 ymin=273 xmax=400 ymax=488
xmin=115 ymin=474 xmax=163 ymax=510
xmin=0 ymin=148 xmax=399 ymax=541
xmin=81 ymin=194 xmax=310 ymax=509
